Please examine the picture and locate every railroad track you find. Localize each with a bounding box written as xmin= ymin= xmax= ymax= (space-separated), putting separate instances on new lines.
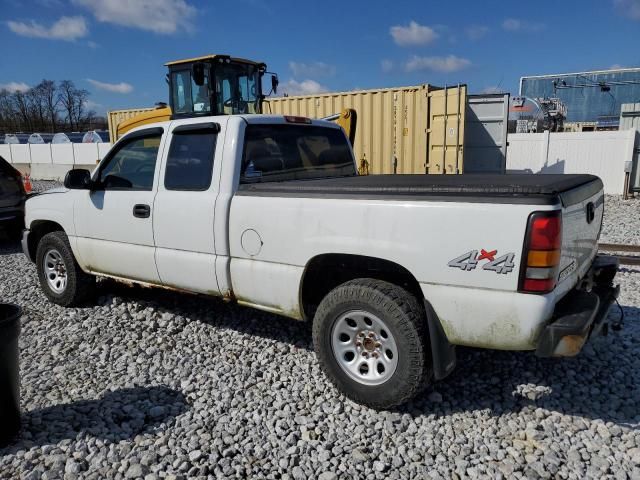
xmin=598 ymin=243 xmax=640 ymax=266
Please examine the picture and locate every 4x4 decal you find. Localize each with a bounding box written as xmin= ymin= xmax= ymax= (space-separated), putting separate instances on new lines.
xmin=448 ymin=249 xmax=516 ymax=274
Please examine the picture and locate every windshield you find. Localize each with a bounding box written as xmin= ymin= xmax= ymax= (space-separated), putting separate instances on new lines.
xmin=241 ymin=124 xmax=356 ymax=183
xmin=215 ymin=63 xmax=260 ymax=115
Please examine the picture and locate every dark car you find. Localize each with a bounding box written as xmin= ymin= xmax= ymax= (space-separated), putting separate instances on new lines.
xmin=0 ymin=156 xmax=26 ymax=238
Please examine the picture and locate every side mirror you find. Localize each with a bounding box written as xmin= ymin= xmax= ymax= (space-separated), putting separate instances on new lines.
xmin=192 ymin=62 xmax=206 ymax=86
xmin=271 ymin=74 xmax=279 ymax=95
xmin=64 ymin=169 xmax=91 ymax=189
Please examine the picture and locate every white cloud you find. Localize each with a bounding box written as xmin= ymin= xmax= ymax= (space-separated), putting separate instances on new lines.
xmin=502 ymin=18 xmax=521 ymax=31
xmin=381 ymin=59 xmax=394 ymax=73
xmin=614 ymin=0 xmax=640 ymax=19
xmin=610 ymin=63 xmax=624 ymax=69
xmin=72 ymin=0 xmax=196 ymax=34
xmin=502 ymin=18 xmax=545 ymax=32
xmin=481 ymin=86 xmax=505 ymax=94
xmin=390 ymin=21 xmax=438 ymax=46
xmin=87 ymin=79 xmax=134 ymax=94
xmin=289 ymin=61 xmax=336 ymax=78
xmin=7 ymin=16 xmax=88 ymax=41
xmin=84 ymin=99 xmax=103 ymax=110
xmin=87 ymin=40 xmax=99 ymax=49
xmin=0 ymin=82 xmax=30 ymax=93
xmin=466 ymin=25 xmax=489 ymax=40
xmin=405 ymin=55 xmax=471 ymax=73
xmin=280 ymin=79 xmax=328 ymax=96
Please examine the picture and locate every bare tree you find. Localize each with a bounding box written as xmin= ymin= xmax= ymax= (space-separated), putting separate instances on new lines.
xmin=0 ymin=79 xmax=105 ymax=135
xmin=58 ymin=80 xmax=78 ymax=130
xmin=27 ymin=85 xmax=47 ymax=131
xmin=37 ymin=80 xmax=59 ymax=132
xmin=72 ymin=88 xmax=89 ymax=130
xmin=12 ymin=90 xmax=31 ymax=132
xmin=0 ymin=90 xmax=15 ymax=133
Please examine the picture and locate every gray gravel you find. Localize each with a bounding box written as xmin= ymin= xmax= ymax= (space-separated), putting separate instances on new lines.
xmin=0 ymin=186 xmax=638 ymax=479
xmin=30 ymin=180 xmax=63 ymax=194
xmin=601 ymin=195 xmax=640 ymax=246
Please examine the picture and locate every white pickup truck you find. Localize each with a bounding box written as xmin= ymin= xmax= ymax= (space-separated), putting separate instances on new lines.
xmin=22 ymin=114 xmax=619 ymax=408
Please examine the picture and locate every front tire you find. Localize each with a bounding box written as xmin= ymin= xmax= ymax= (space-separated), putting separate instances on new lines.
xmin=313 ymin=279 xmax=432 ymax=409
xmin=36 ymin=231 xmax=95 ymax=306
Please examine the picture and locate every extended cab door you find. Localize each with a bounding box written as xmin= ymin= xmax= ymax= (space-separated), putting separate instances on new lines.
xmin=152 ymin=121 xmax=221 ymax=294
xmin=74 ymin=127 xmax=165 ymax=283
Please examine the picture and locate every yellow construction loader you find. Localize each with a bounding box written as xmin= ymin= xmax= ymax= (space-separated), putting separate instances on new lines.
xmin=115 ymin=54 xmax=277 ymax=138
xmin=111 ymin=54 xmax=356 ymax=145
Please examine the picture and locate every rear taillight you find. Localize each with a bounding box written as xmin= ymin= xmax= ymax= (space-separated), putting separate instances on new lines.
xmin=519 ymin=211 xmax=562 ymax=294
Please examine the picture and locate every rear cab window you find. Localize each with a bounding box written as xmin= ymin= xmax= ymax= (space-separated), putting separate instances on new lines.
xmin=240 ymin=124 xmax=356 ymax=183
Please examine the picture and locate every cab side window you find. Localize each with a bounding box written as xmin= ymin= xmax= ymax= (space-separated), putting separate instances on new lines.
xmin=164 ymin=126 xmax=217 ymax=191
xmin=98 ymin=133 xmax=161 ymax=191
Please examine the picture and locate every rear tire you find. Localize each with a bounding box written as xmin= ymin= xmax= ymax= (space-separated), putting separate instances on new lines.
xmin=36 ymin=231 xmax=95 ymax=306
xmin=313 ymin=278 xmax=432 ymax=409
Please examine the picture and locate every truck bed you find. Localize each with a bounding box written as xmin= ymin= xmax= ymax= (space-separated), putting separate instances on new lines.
xmin=237 ymin=174 xmax=603 ymax=205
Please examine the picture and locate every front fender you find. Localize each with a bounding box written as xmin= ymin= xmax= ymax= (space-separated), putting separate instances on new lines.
xmin=25 ymin=190 xmax=75 ymax=236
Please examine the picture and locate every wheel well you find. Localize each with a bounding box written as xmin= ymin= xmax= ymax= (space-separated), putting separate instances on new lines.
xmin=300 ymin=254 xmax=423 ymax=322
xmin=27 ymin=220 xmax=64 ymax=261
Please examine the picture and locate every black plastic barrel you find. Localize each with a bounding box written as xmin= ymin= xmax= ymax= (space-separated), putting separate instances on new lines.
xmin=0 ymin=304 xmax=21 ymax=447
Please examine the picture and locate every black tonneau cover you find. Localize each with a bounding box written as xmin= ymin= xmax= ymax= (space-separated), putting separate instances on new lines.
xmin=237 ymin=174 xmax=603 ymax=206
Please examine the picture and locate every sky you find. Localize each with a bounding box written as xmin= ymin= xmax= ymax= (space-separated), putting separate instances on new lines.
xmin=1 ymin=0 xmax=640 ymax=116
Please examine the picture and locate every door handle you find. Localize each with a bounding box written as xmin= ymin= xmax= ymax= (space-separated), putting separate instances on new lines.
xmin=133 ymin=204 xmax=151 ymax=218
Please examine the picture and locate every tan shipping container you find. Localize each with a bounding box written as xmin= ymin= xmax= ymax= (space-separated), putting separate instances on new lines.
xmin=264 ymin=84 xmax=467 ymax=174
xmin=107 ymin=107 xmax=155 ymax=143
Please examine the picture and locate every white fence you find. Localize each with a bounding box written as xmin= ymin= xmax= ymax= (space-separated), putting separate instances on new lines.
xmin=0 ymin=142 xmax=112 ymax=180
xmin=2 ymin=132 xmax=638 ymax=193
xmin=506 ymin=130 xmax=638 ymax=195
xmin=0 ymin=143 xmax=112 ymax=167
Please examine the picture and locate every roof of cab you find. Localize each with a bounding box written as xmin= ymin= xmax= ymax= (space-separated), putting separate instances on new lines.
xmin=122 ymin=115 xmax=340 ymax=140
xmin=165 ymin=54 xmax=264 ymax=67
xmin=239 ymin=114 xmax=340 ymax=128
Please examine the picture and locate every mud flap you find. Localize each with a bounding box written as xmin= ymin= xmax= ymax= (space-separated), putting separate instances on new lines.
xmin=424 ymin=300 xmax=457 ymax=380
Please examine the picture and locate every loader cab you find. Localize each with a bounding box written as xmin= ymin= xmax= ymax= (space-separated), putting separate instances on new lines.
xmin=166 ymin=55 xmax=278 ymax=119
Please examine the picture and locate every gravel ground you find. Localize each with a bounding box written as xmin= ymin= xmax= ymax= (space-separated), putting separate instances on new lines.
xmin=600 ymin=196 xmax=640 ymax=246
xmin=0 ymin=184 xmax=638 ymax=479
xmin=30 ymin=180 xmax=63 ymax=194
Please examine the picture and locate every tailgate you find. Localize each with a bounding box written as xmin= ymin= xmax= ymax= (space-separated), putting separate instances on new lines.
xmin=557 ymin=180 xmax=604 ymax=289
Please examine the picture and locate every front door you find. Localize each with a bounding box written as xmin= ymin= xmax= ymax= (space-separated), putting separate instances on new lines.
xmin=152 ymin=121 xmax=220 ymax=294
xmin=74 ymin=128 xmax=165 ymax=284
